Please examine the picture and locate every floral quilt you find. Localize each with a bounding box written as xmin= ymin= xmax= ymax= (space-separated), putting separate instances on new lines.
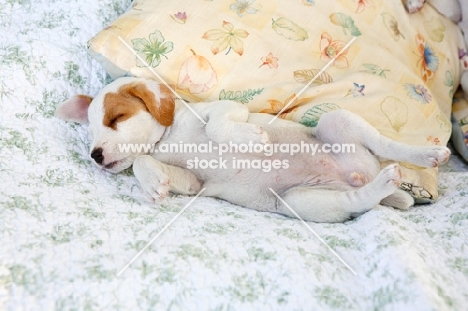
xmin=1 ymin=0 xmax=468 ymax=310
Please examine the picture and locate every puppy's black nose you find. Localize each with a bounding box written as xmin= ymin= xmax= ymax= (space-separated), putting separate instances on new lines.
xmin=91 ymin=147 xmax=104 ymax=165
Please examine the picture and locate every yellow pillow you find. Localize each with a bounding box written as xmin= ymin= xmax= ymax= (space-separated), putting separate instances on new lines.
xmin=88 ymin=0 xmax=465 ymax=202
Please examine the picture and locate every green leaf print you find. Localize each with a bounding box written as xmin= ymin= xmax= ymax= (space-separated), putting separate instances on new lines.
xmin=219 ymin=88 xmax=264 ymax=104
xmin=361 ymin=63 xmax=390 ymax=78
xmin=330 ymin=13 xmax=362 ymax=36
xmin=272 ymin=17 xmax=308 ymax=41
xmin=300 ymin=103 xmax=341 ymax=127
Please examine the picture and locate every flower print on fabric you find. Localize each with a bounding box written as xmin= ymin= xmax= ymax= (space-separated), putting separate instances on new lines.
xmin=171 ymin=12 xmax=187 ymax=24
xmin=355 ymin=0 xmax=374 ymax=14
xmin=230 ymin=0 xmax=258 ymax=17
xmin=202 ymin=21 xmax=249 ymax=56
xmin=131 ymin=30 xmax=174 ymax=67
xmin=178 ymin=50 xmax=217 ymax=94
xmin=259 ymin=52 xmax=278 ymax=68
xmin=415 ymin=34 xmax=439 ymax=82
xmin=404 ymin=83 xmax=432 ymax=104
xmin=346 ymin=82 xmax=365 ymax=97
xmin=320 ymin=32 xmax=349 ymax=68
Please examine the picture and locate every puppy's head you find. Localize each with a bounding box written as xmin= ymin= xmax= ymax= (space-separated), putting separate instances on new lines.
xmin=56 ymin=77 xmax=175 ymax=173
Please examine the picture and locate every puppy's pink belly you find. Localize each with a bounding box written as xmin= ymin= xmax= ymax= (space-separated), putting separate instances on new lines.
xmin=278 ymin=169 xmax=351 ymax=190
xmin=199 ymin=167 xmax=351 ymax=194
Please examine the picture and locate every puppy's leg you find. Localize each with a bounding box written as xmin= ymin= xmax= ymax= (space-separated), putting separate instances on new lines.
xmin=133 ymin=155 xmax=202 ymax=202
xmin=193 ymin=100 xmax=269 ymax=144
xmin=315 ymin=110 xmax=450 ymax=168
xmin=278 ymin=164 xmax=402 ymax=222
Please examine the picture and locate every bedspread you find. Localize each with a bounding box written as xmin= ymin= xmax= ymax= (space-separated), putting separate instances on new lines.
xmin=1 ymin=0 xmax=468 ymax=310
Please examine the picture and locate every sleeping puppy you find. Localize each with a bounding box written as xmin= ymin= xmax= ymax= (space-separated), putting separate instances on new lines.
xmin=56 ymin=77 xmax=450 ymax=223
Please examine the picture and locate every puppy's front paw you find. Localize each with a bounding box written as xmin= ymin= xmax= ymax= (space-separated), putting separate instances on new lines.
xmin=234 ymin=123 xmax=270 ymax=144
xmin=133 ymin=156 xmax=171 ymax=202
xmin=140 ymin=174 xmax=170 ymax=202
xmin=403 ymin=0 xmax=425 ymax=14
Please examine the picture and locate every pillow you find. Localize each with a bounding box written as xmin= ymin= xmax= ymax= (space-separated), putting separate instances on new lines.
xmin=88 ymin=0 xmax=465 ymax=202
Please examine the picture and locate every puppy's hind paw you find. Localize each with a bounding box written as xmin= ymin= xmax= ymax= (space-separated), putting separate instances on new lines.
xmin=375 ymin=163 xmax=402 ymax=194
xmin=432 ymin=146 xmax=451 ymax=166
xmin=416 ymin=146 xmax=451 ymax=168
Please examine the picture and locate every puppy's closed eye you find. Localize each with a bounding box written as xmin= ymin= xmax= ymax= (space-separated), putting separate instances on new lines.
xmin=107 ymin=113 xmax=128 ymax=130
xmin=111 ymin=114 xmax=125 ymax=124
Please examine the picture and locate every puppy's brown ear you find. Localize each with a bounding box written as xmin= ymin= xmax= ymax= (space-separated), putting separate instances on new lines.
xmin=126 ymin=82 xmax=175 ymax=126
xmin=55 ymin=95 xmax=92 ymax=124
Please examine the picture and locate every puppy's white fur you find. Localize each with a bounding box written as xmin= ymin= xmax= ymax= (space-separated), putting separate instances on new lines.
xmin=56 ymin=77 xmax=450 ymax=223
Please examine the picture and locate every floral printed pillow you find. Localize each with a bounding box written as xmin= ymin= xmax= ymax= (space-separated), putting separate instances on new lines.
xmin=88 ymin=0 xmax=465 ymax=201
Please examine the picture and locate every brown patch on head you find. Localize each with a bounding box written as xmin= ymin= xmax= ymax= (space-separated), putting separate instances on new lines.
xmin=103 ymin=86 xmax=147 ymax=130
xmin=103 ymin=82 xmax=175 ymax=130
xmin=157 ymin=84 xmax=176 ymax=126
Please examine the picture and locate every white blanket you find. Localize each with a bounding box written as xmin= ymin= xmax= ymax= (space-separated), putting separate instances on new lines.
xmin=1 ymin=0 xmax=468 ymax=309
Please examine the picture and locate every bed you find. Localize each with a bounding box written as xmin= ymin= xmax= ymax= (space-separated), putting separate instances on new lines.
xmin=2 ymin=0 xmax=468 ymax=309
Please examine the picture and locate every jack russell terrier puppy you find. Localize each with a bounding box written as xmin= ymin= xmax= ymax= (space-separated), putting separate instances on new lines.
xmin=55 ymin=77 xmax=450 ymax=223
